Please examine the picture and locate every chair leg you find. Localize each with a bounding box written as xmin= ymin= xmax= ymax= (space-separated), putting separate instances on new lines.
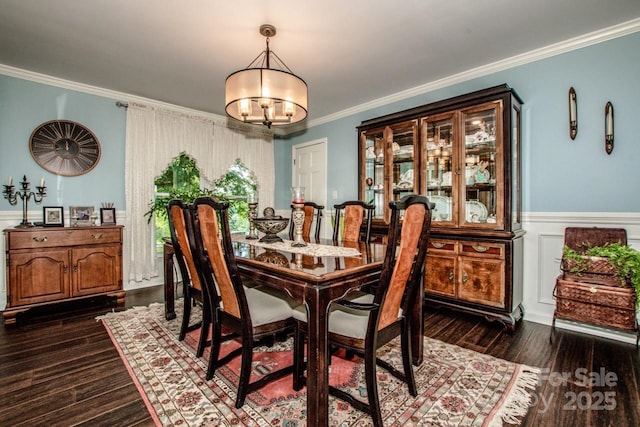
xmin=235 ymin=336 xmax=255 ymax=408
xmin=401 ymin=320 xmax=417 ymax=396
xmin=293 ymin=323 xmax=305 ymax=391
xmin=179 ymin=289 xmax=192 ymax=341
xmin=196 ymin=301 xmax=211 ymax=357
xmin=364 ymin=348 xmax=383 ymax=427
xmin=206 ymin=311 xmax=222 ymax=381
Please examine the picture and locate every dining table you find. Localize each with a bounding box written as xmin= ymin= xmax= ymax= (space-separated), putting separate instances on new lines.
xmin=163 ymin=234 xmax=424 ymax=427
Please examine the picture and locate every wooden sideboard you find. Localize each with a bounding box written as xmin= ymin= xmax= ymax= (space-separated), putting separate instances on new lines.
xmin=3 ymin=225 xmax=125 ymax=324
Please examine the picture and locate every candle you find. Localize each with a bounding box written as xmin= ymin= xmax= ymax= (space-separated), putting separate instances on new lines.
xmin=291 ymin=186 xmax=305 ymax=204
xmin=605 ymin=103 xmax=613 ymax=137
xmin=39 ymin=176 xmax=45 ymax=187
xmin=569 ymin=91 xmax=576 ymax=122
xmin=6 ymin=176 xmax=12 ymax=186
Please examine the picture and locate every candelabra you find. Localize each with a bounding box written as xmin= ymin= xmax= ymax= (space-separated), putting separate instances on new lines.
xmin=291 ymin=186 xmax=307 ymax=247
xmin=3 ymin=175 xmax=47 ymax=228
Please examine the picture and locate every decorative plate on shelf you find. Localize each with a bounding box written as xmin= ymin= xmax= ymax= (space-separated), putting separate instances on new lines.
xmin=396 ymin=180 xmax=413 ymax=190
xmin=429 ymin=195 xmax=451 ymax=221
xmin=465 ymin=200 xmax=488 ymax=223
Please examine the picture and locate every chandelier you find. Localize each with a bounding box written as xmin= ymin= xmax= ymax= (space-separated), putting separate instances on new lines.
xmin=225 ymin=24 xmax=308 ymax=129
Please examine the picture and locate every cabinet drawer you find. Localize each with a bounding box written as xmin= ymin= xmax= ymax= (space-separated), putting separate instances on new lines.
xmin=428 ymin=239 xmax=457 ymax=253
xmin=8 ymin=227 xmax=121 ymax=249
xmin=460 ymin=242 xmax=504 ymax=259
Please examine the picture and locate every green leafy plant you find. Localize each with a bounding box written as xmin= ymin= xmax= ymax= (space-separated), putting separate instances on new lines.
xmin=144 ymin=187 xmax=214 ymax=223
xmin=563 ymin=243 xmax=640 ymax=307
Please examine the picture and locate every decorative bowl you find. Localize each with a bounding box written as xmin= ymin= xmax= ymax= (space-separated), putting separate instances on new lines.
xmin=252 ymin=217 xmax=289 ymax=243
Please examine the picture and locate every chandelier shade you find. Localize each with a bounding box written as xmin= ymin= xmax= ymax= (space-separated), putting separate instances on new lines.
xmin=224 ymin=25 xmax=308 ymax=128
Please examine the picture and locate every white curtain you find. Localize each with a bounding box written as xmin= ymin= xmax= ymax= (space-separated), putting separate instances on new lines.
xmin=124 ymin=103 xmax=274 ymax=283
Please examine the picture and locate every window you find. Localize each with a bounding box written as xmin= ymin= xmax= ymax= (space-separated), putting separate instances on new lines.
xmin=212 ymin=160 xmax=257 ymax=233
xmin=148 ymin=154 xmax=257 ymax=251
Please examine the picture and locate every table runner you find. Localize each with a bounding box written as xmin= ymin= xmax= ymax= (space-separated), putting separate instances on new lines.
xmin=232 ymin=234 xmax=362 ymax=258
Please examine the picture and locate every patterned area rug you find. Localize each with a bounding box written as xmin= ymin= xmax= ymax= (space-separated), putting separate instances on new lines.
xmin=98 ymin=301 xmax=540 ymax=426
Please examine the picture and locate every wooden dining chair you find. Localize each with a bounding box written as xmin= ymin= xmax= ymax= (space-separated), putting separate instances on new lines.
xmin=192 ymin=196 xmax=298 ymax=409
xmin=166 ymin=199 xmax=211 ymax=357
xmin=288 ymin=201 xmax=324 ymax=241
xmin=292 ymin=194 xmax=433 ymax=427
xmin=332 ymin=200 xmax=375 ymax=243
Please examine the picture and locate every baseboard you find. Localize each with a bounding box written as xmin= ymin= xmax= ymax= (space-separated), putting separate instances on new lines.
xmin=525 ymin=309 xmax=638 ymax=345
xmin=124 ymin=276 xmax=164 ymax=291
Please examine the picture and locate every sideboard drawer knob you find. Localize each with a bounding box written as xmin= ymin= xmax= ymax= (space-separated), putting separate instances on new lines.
xmin=32 ymin=236 xmax=47 ymax=243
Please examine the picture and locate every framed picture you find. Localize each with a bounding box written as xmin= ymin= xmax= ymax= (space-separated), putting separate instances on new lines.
xmin=43 ymin=206 xmax=64 ymax=227
xmin=69 ymin=205 xmax=95 ymax=227
xmin=100 ymin=207 xmax=116 ymax=225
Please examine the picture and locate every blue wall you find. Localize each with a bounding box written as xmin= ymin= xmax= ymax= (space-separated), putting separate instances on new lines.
xmin=0 ymin=76 xmax=127 ymax=212
xmin=2 ymin=31 xmax=638 ymax=216
xmin=276 ymin=32 xmax=640 ymax=212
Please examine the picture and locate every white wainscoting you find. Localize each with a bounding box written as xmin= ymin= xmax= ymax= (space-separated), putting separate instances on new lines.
xmin=522 ymin=212 xmax=640 ymax=345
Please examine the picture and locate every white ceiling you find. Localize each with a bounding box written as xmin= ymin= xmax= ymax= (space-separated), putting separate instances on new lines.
xmin=1 ymin=1 xmax=640 ymax=125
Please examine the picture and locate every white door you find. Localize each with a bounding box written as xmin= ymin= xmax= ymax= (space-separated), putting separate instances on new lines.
xmin=292 ymin=138 xmax=327 ymax=235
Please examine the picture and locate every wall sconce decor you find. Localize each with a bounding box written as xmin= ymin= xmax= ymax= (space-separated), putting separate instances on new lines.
xmin=605 ymin=101 xmax=614 ymax=155
xmin=568 ymin=87 xmax=577 ymax=139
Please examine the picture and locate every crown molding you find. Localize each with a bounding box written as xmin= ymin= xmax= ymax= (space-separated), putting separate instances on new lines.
xmin=296 ymin=17 xmax=640 ymax=131
xmin=2 ymin=18 xmax=639 ymax=136
xmin=0 ymin=64 xmax=232 ymax=122
xmin=0 ymin=64 xmax=276 ymax=137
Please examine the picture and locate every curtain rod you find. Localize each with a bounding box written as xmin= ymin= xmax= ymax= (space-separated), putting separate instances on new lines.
xmin=116 ymin=101 xmax=128 ymax=109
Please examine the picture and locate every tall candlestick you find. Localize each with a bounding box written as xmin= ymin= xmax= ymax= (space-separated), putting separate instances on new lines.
xmin=2 ymin=175 xmax=47 ymax=228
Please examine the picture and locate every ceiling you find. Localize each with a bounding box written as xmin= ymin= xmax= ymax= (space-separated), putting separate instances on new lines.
xmin=1 ymin=1 xmax=640 ymax=126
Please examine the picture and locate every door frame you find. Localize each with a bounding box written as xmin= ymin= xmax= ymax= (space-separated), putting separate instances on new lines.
xmin=292 ymin=138 xmax=328 ymax=236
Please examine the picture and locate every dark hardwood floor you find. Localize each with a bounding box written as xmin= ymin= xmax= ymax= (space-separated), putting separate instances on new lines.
xmin=1 ymin=286 xmax=638 ymax=426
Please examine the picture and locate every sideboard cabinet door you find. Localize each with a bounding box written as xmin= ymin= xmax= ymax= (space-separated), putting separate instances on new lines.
xmin=72 ymin=245 xmax=122 ymax=296
xmin=8 ymin=249 xmax=70 ymax=306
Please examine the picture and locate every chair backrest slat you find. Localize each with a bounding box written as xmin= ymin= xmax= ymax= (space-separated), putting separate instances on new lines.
xmin=333 ymin=201 xmax=375 ymax=243
xmin=168 ymin=202 xmax=201 ymax=291
xmin=196 ymin=202 xmax=241 ymax=318
xmin=342 ymin=205 xmax=364 ymax=241
xmin=378 ymin=203 xmax=427 ymax=329
xmin=372 ymin=195 xmax=432 ymax=332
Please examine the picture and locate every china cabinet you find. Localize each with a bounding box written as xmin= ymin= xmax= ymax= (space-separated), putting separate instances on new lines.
xmin=3 ymin=225 xmax=125 ymax=324
xmin=358 ymin=84 xmax=524 ymax=330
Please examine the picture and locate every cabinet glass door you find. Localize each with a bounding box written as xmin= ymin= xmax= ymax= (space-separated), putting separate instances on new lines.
xmin=421 ymin=113 xmax=455 ymax=224
xmin=389 ymin=122 xmax=418 ymax=213
xmin=361 ymin=121 xmax=417 ymax=223
xmin=461 ymin=102 xmax=502 ymax=228
xmin=362 ymin=127 xmax=386 ymax=220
